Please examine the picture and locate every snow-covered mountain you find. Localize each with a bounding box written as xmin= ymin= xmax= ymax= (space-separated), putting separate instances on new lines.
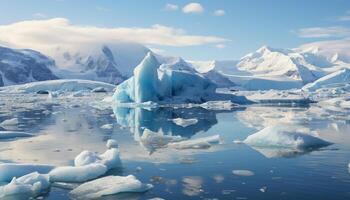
xmin=0 ymin=46 xmax=58 ymax=86
xmin=50 ymin=42 xmax=150 ymax=84
xmin=190 ymin=45 xmax=350 ymax=90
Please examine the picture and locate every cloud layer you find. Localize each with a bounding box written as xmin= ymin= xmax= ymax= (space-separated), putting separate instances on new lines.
xmin=0 ymin=18 xmax=228 ymax=51
xmin=296 ymin=26 xmax=350 ymax=38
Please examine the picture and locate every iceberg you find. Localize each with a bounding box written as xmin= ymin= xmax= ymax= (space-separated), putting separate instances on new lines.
xmin=113 ymin=52 xmax=250 ymax=105
xmin=0 ymin=118 xmax=19 ymax=127
xmin=69 ymin=175 xmax=153 ymax=199
xmin=0 ymin=172 xmax=50 ymax=199
xmin=244 ymin=125 xmax=331 ymax=150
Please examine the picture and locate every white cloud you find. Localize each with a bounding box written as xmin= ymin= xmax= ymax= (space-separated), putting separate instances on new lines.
xmin=299 ymin=38 xmax=350 ymax=61
xmin=0 ymin=18 xmax=228 ymax=51
xmin=164 ymin=3 xmax=178 ymax=11
xmin=182 ymin=3 xmax=204 ymax=14
xmin=296 ymin=26 xmax=350 ymax=38
xmin=215 ymin=44 xmax=226 ymax=49
xmin=32 ymin=13 xmax=47 ymax=19
xmin=338 ymin=10 xmax=350 ymax=21
xmin=213 ymin=9 xmax=225 ymax=16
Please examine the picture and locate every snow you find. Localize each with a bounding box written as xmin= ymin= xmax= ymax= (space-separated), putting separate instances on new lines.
xmin=0 ymin=163 xmax=54 ymax=182
xmin=0 ymin=172 xmax=50 ymax=198
xmin=49 ymin=164 xmax=108 ymax=183
xmin=69 ymin=175 xmax=153 ymax=199
xmin=244 ymin=125 xmax=331 ymax=149
xmin=168 ymin=135 xmax=221 ymax=150
xmin=0 ymin=131 xmax=33 ymax=140
xmin=113 ymin=52 xmax=249 ymax=105
xmin=302 ymin=68 xmax=350 ymax=91
xmin=232 ymin=170 xmax=255 ymax=176
xmin=0 ymin=79 xmax=115 ymax=94
xmin=172 ymin=118 xmax=198 ymax=127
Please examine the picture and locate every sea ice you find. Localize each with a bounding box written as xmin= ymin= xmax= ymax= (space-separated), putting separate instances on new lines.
xmin=172 ymin=118 xmax=198 ymax=127
xmin=168 ymin=135 xmax=221 ymax=150
xmin=0 ymin=172 xmax=50 ymax=198
xmin=0 ymin=118 xmax=19 ymax=127
xmin=69 ymin=175 xmax=153 ymax=199
xmin=0 ymin=131 xmax=33 ymax=140
xmin=0 ymin=163 xmax=54 ymax=182
xmin=232 ymin=170 xmax=255 ymax=176
xmin=49 ymin=164 xmax=107 ymax=183
xmin=244 ymin=125 xmax=331 ymax=149
xmin=100 ymin=123 xmax=113 ymax=129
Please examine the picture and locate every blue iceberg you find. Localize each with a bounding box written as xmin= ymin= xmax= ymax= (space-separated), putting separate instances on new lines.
xmin=113 ymin=52 xmax=249 ymax=105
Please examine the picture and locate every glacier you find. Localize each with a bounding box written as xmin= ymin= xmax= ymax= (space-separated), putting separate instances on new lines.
xmin=113 ymin=52 xmax=249 ymax=105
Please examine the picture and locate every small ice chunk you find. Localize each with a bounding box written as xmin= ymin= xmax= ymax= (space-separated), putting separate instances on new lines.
xmin=168 ymin=135 xmax=220 ymax=150
xmin=0 ymin=163 xmax=54 ymax=182
xmin=233 ymin=140 xmax=244 ymax=144
xmin=259 ymin=186 xmax=267 ymax=192
xmin=0 ymin=118 xmax=19 ymax=127
xmin=0 ymin=131 xmax=33 ymax=140
xmin=244 ymin=125 xmax=331 ymax=149
xmin=74 ymin=150 xmax=100 ymax=167
xmin=232 ymin=170 xmax=255 ymax=176
xmin=70 ymin=175 xmax=153 ymax=199
xmin=106 ymin=139 xmax=118 ymax=149
xmin=100 ymin=123 xmax=113 ymax=129
xmin=91 ymin=87 xmax=107 ymax=93
xmin=172 ymin=118 xmax=198 ymax=127
xmin=49 ymin=164 xmax=107 ymax=183
xmin=74 ymin=148 xmax=121 ymax=170
xmin=140 ymin=129 xmax=184 ymax=151
xmin=0 ymin=172 xmax=50 ymax=198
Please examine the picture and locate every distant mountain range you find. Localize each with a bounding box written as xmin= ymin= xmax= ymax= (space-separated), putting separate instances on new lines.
xmin=1 ymin=42 xmax=349 ymax=90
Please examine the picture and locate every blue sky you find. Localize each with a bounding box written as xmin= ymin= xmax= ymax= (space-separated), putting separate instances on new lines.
xmin=1 ymin=0 xmax=350 ymax=60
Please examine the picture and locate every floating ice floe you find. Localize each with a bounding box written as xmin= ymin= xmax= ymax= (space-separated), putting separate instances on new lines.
xmin=140 ymin=129 xmax=184 ymax=152
xmin=0 ymin=79 xmax=115 ymax=94
xmin=232 ymin=170 xmax=255 ymax=176
xmin=0 ymin=131 xmax=33 ymax=140
xmin=168 ymin=135 xmax=221 ymax=150
xmin=49 ymin=164 xmax=108 ymax=183
xmin=100 ymin=123 xmax=113 ymax=129
xmin=0 ymin=172 xmax=50 ymax=199
xmin=113 ymin=52 xmax=250 ymax=106
xmin=0 ymin=163 xmax=54 ymax=182
xmin=0 ymin=118 xmax=19 ymax=127
xmin=49 ymin=141 xmax=121 ymax=183
xmin=244 ymin=125 xmax=331 ymax=150
xmin=172 ymin=118 xmax=198 ymax=127
xmin=199 ymin=100 xmax=238 ymax=110
xmin=69 ymin=175 xmax=153 ymax=199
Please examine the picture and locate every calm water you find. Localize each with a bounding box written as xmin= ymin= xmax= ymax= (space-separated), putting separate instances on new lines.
xmin=0 ymin=93 xmax=349 ymax=200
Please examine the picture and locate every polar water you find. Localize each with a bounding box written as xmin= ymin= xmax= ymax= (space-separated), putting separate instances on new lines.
xmin=0 ymin=89 xmax=349 ymax=199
